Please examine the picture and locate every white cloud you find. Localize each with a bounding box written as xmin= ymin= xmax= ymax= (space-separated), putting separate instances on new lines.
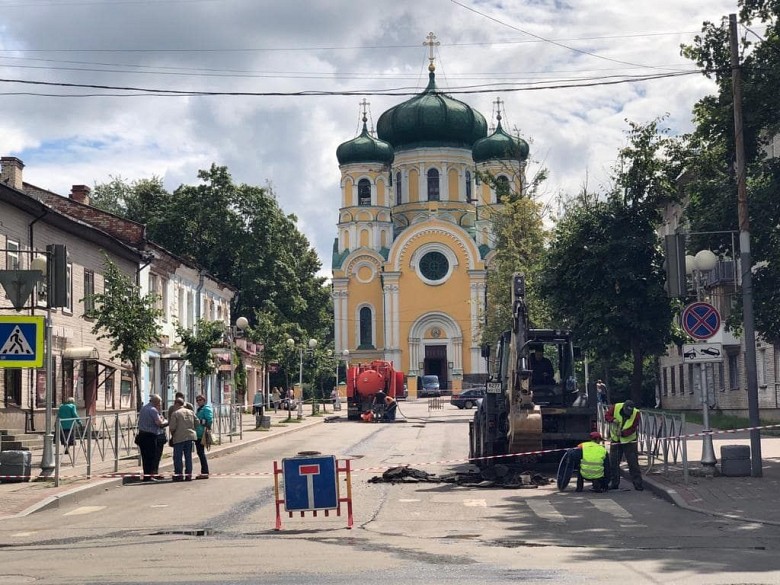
xmin=0 ymin=0 xmax=736 ymax=277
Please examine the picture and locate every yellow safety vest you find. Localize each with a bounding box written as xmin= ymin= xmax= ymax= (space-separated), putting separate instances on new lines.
xmin=580 ymin=441 xmax=607 ymax=480
xmin=610 ymin=402 xmax=639 ymax=443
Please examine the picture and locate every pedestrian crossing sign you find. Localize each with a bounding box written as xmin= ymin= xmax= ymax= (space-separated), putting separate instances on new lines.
xmin=0 ymin=316 xmax=44 ymax=368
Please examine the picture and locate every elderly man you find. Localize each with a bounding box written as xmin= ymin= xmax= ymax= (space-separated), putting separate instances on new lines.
xmin=136 ymin=394 xmax=168 ymax=482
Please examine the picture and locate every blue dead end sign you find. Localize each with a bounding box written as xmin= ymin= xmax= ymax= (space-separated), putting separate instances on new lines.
xmin=282 ymin=454 xmax=338 ymax=512
xmin=682 ymin=302 xmax=721 ymax=341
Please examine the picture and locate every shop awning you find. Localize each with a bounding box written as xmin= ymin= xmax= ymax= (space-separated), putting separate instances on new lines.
xmin=62 ymin=347 xmax=99 ymax=360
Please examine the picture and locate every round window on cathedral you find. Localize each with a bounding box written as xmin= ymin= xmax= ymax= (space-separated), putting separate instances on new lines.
xmin=419 ymin=251 xmax=449 ymax=283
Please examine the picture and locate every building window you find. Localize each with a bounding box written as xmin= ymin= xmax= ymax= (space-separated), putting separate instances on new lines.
xmin=396 ymin=172 xmax=402 ymax=205
xmin=359 ymin=307 xmax=373 ymax=349
xmin=419 ymin=251 xmax=449 ymax=282
xmin=83 ymin=269 xmax=95 ymax=317
xmin=495 ymin=175 xmax=510 ymax=200
xmin=728 ymin=352 xmax=740 ymax=390
xmin=358 ymin=179 xmax=371 ymax=206
xmin=758 ymin=348 xmax=767 ymax=387
xmin=662 ymin=367 xmax=668 ymax=396
xmin=64 ymin=262 xmax=73 ymax=313
xmin=465 ymin=171 xmax=472 ymax=201
xmin=427 ymin=168 xmax=440 ymax=201
xmin=670 ymin=366 xmax=676 ymax=395
xmin=5 ymin=240 xmax=19 ymax=270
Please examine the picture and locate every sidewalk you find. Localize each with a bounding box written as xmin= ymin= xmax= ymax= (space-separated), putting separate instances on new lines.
xmin=640 ymin=425 xmax=780 ymax=526
xmin=0 ymin=406 xmax=326 ymax=519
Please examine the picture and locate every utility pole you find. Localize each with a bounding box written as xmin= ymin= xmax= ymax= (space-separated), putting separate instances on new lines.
xmin=730 ymin=13 xmax=762 ymax=477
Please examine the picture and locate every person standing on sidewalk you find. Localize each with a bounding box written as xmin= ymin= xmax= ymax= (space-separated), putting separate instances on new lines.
xmin=194 ymin=394 xmax=213 ymax=479
xmin=605 ymin=400 xmax=643 ymax=491
xmin=271 ymin=387 xmax=280 ymax=412
xmin=57 ymin=397 xmax=81 ymax=455
xmin=169 ymin=397 xmax=197 ymax=482
xmin=136 ymin=394 xmax=168 ymax=482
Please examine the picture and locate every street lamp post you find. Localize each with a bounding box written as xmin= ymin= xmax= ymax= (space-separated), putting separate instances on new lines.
xmin=287 ymin=337 xmax=317 ymax=420
xmin=685 ymin=249 xmax=719 ymax=467
xmin=228 ymin=316 xmax=249 ymax=433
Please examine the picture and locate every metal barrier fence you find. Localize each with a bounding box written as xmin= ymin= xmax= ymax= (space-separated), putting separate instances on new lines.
xmin=54 ymin=405 xmax=245 ymax=486
xmin=55 ymin=412 xmax=139 ymax=487
xmin=213 ymin=404 xmax=243 ymax=444
xmin=597 ymin=404 xmax=688 ymax=479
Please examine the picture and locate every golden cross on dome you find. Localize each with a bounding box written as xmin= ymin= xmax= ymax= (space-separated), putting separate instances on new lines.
xmin=423 ymin=32 xmax=440 ymax=71
xmin=493 ymin=97 xmax=504 ymax=124
xmin=360 ymin=98 xmax=371 ymax=123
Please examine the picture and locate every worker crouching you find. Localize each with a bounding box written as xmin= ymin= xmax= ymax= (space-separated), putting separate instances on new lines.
xmin=573 ymin=431 xmax=610 ymax=493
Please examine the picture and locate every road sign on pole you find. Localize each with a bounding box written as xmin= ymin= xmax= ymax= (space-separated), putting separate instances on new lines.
xmin=682 ymin=343 xmax=723 ymax=363
xmin=682 ymin=302 xmax=721 ymax=340
xmin=0 ymin=316 xmax=44 ymax=368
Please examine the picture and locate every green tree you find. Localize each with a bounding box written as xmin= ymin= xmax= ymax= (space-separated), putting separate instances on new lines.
xmin=90 ymin=255 xmax=161 ymax=410
xmin=478 ymin=156 xmax=550 ymax=347
xmin=92 ymin=165 xmax=333 ymax=349
xmin=680 ymin=4 xmax=780 ymax=342
xmin=175 ymin=320 xmax=225 ymax=395
xmin=540 ymin=119 xmax=679 ymax=404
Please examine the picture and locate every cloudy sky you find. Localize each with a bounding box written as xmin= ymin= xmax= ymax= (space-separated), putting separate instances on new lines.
xmin=1 ymin=0 xmax=739 ymax=277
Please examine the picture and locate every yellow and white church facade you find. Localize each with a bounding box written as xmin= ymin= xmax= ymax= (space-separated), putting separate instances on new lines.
xmin=332 ymin=46 xmax=528 ymax=394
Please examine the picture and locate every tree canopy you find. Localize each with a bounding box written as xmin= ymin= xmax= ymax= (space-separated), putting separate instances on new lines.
xmin=92 ymin=165 xmax=333 ymax=366
xmin=681 ymin=2 xmax=780 ymax=342
xmin=540 ymin=119 xmax=679 ymax=404
xmin=90 ymin=254 xmax=161 ymax=409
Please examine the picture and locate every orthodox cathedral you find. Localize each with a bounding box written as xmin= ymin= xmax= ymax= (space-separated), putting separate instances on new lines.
xmin=332 ymin=34 xmax=529 ymax=394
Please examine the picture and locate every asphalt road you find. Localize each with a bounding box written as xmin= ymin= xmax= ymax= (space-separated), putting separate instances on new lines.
xmin=1 ymin=401 xmax=779 ymax=584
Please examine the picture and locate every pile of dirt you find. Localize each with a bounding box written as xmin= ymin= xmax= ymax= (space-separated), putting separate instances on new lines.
xmin=368 ymin=464 xmax=551 ymax=488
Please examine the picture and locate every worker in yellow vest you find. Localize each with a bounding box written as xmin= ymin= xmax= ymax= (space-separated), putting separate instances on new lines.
xmin=604 ymin=400 xmax=644 ymax=491
xmin=574 ymin=431 xmax=611 ymax=492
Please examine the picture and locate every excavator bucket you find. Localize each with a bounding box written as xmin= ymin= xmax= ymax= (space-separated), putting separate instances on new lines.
xmin=508 ymin=405 xmax=543 ymax=455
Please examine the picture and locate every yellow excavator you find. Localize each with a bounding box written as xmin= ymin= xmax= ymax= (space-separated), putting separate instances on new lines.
xmin=469 ymin=274 xmax=595 ymax=466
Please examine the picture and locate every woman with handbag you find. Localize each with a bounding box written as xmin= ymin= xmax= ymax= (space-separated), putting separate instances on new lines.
xmin=194 ymin=394 xmax=213 ymax=479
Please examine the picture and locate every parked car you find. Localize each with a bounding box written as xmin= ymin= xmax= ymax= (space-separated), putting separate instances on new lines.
xmin=397 ymin=383 xmax=409 ymax=401
xmin=419 ymin=375 xmax=441 ymax=398
xmin=450 ymin=388 xmax=485 ymax=409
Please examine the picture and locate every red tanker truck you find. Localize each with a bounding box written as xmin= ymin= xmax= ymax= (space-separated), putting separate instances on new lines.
xmin=346 ymin=360 xmax=404 ymax=421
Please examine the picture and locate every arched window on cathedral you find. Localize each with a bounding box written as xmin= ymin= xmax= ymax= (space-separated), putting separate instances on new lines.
xmin=465 ymin=170 xmax=472 ymax=202
xmin=427 ymin=168 xmax=440 ymax=201
xmin=495 ymin=175 xmax=510 ymax=201
xmin=396 ymin=172 xmax=402 ymax=205
xmin=359 ymin=307 xmax=373 ymax=349
xmin=358 ymin=179 xmax=371 ymax=206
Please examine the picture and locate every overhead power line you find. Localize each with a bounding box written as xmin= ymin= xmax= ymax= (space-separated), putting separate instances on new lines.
xmin=0 ymin=70 xmax=702 ymax=98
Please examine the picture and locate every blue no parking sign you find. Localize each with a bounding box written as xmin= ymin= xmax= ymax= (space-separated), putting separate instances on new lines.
xmin=682 ymin=302 xmax=721 ymax=341
xmin=282 ymin=455 xmax=338 ymax=512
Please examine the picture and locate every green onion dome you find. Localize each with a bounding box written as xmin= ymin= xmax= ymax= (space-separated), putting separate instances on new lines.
xmin=337 ymin=116 xmax=395 ymax=166
xmin=376 ymin=71 xmax=487 ymax=151
xmin=472 ymin=114 xmax=529 ymax=163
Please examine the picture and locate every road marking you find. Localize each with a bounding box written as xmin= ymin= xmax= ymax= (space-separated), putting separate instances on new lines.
xmin=463 ymin=499 xmax=487 ymax=507
xmin=11 ymin=532 xmax=37 ymax=537
xmin=590 ymin=499 xmax=632 ymax=519
xmin=526 ymin=500 xmax=565 ymax=523
xmin=398 ymin=499 xmax=420 ymax=503
xmin=63 ymin=506 xmax=105 ymax=516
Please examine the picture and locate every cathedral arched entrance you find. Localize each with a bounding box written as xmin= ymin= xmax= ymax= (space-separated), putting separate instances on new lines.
xmin=409 ymin=312 xmax=463 ymax=393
